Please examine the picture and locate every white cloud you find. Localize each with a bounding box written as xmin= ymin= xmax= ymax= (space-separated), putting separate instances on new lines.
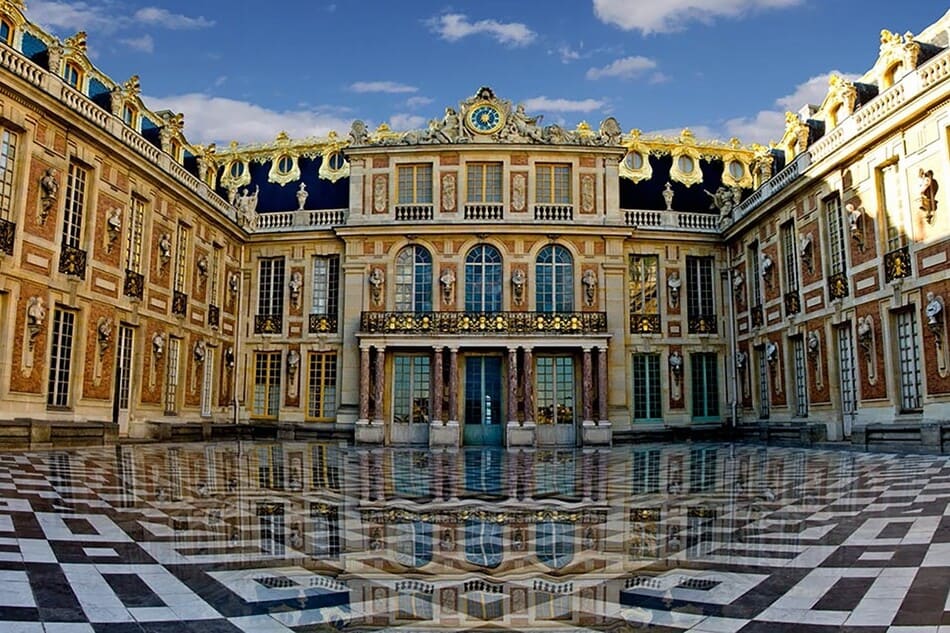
xmin=145 ymin=93 xmax=353 ymax=145
xmin=133 ymin=7 xmax=214 ymax=29
xmin=349 ymin=81 xmax=418 ymax=94
xmin=405 ymin=96 xmax=434 ymax=109
xmin=389 ymin=113 xmax=427 ymax=130
xmin=646 ymin=125 xmax=722 ymax=139
xmin=120 ymin=34 xmax=154 ymax=53
xmin=593 ymin=0 xmax=803 ymax=34
xmin=521 ymin=96 xmax=606 ymax=113
xmin=557 ymin=45 xmax=581 ymax=63
xmin=428 ymin=13 xmax=536 ymax=46
xmin=586 ymin=56 xmax=657 ymax=80
xmin=649 ymin=72 xmax=671 ymax=84
xmin=724 ymin=70 xmax=860 ymax=143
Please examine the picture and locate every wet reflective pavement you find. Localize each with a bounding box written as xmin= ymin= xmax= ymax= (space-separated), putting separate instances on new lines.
xmin=1 ymin=442 xmax=950 ymax=632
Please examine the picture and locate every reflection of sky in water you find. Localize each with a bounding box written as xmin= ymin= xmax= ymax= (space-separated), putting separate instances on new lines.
xmin=0 ymin=442 xmax=946 ymax=630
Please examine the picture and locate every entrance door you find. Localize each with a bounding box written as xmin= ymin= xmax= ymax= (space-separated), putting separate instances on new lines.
xmin=463 ymin=356 xmax=503 ymax=446
xmin=112 ymin=325 xmax=134 ymax=436
xmin=837 ymin=325 xmax=857 ymax=437
xmin=536 ymin=356 xmax=576 ymax=446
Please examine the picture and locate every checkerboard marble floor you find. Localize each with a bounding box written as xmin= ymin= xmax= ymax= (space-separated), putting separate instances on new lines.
xmin=2 ymin=442 xmax=950 ymax=631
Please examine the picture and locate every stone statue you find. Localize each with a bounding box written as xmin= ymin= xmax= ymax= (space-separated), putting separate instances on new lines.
xmin=238 ymin=186 xmax=259 ymax=225
xmin=369 ymin=267 xmax=385 ymax=305
xmin=107 ymin=208 xmax=122 ymax=234
xmin=26 ymin=296 xmax=45 ymax=349
xmin=667 ymin=271 xmax=681 ymax=307
xmin=598 ymin=117 xmax=622 ymax=145
xmin=196 ymin=255 xmax=209 ymax=277
xmin=287 ymin=349 xmax=300 ymax=376
xmin=348 ymin=120 xmax=369 ymax=145
xmin=705 ymin=185 xmax=739 ymax=219
xmin=296 ymin=182 xmax=308 ymax=211
xmin=662 ymin=182 xmax=674 ymax=211
xmin=919 ymin=168 xmax=939 ymax=224
xmin=926 ymin=292 xmax=943 ymax=326
xmin=228 ymin=272 xmax=240 ymax=295
xmin=193 ymin=340 xmax=206 ymax=363
xmin=39 ymin=168 xmax=58 ymax=221
xmin=152 ymin=332 xmax=165 ymax=360
xmin=96 ymin=318 xmax=113 ymax=355
xmin=807 ymin=330 xmax=820 ymax=356
xmin=435 ymin=107 xmax=461 ymax=143
xmin=582 ymin=269 xmax=597 ymax=306
xmin=668 ymin=351 xmax=683 ymax=376
xmin=857 ymin=314 xmax=873 ymax=352
xmin=732 ymin=270 xmax=744 ymax=295
xmin=735 ymin=350 xmax=747 ymax=369
xmin=511 ymin=268 xmax=526 ymax=306
xmin=158 ymin=233 xmax=172 ymax=263
xmin=288 ymin=271 xmax=303 ymax=309
xmin=507 ymin=104 xmax=544 ymax=142
xmin=439 ymin=268 xmax=455 ymax=305
xmin=765 ymin=340 xmax=778 ymax=364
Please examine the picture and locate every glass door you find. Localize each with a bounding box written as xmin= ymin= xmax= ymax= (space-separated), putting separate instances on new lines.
xmin=463 ymin=356 xmax=503 ymax=446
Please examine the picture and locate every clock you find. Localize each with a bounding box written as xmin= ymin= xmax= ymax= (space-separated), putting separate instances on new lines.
xmin=466 ymin=102 xmax=504 ymax=135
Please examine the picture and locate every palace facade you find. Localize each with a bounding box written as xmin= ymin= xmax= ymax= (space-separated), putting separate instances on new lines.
xmin=0 ymin=0 xmax=948 ymax=449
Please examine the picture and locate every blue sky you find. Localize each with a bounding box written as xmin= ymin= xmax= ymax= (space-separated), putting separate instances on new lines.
xmin=22 ymin=0 xmax=949 ymax=146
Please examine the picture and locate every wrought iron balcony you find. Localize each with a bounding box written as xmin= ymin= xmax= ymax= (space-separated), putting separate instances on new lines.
xmin=172 ymin=291 xmax=188 ymax=317
xmin=208 ymin=304 xmax=220 ymax=328
xmin=884 ymin=245 xmax=912 ymax=283
xmin=630 ymin=313 xmax=661 ymax=334
xmin=309 ymin=312 xmax=339 ymax=334
xmin=360 ymin=311 xmax=607 ymax=335
xmin=123 ymin=270 xmax=144 ymax=299
xmin=58 ymin=245 xmax=87 ymax=278
xmin=0 ymin=218 xmax=14 ymax=255
xmin=255 ymin=313 xmax=283 ymax=334
xmin=784 ymin=292 xmax=801 ymax=317
xmin=827 ymin=272 xmax=849 ymax=301
xmin=687 ymin=314 xmax=718 ymax=335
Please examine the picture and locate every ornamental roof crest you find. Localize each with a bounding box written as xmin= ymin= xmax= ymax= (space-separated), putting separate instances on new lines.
xmin=348 ymin=86 xmax=624 ymax=148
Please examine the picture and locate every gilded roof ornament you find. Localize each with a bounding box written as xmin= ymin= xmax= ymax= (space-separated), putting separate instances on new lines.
xmin=64 ymin=30 xmax=87 ymax=52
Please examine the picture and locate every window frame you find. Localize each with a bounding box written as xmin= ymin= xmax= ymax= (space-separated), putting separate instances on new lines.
xmin=47 ymin=308 xmax=75 ymax=408
xmin=536 ymin=244 xmax=574 ymax=312
xmin=394 ymin=246 xmax=432 ymax=312
xmin=686 ymin=256 xmax=715 ymax=320
xmin=257 ymin=257 xmax=285 ymax=317
xmin=632 ymin=353 xmax=662 ymax=423
xmin=63 ymin=161 xmax=88 ymax=250
xmin=252 ymin=351 xmax=282 ymax=419
xmin=466 ymin=162 xmax=503 ymax=204
xmin=306 ymin=352 xmax=337 ymax=421
xmin=397 ymin=163 xmax=433 ymax=205
xmin=0 ymin=127 xmax=19 ymax=223
xmin=464 ymin=244 xmax=503 ymax=312
xmin=535 ymin=163 xmax=572 ymax=205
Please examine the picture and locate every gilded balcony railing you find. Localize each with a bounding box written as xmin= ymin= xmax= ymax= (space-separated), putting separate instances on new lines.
xmin=360 ymin=311 xmax=607 ymax=335
xmin=884 ymin=245 xmax=912 ymax=283
xmin=629 ymin=313 xmax=661 ymax=334
xmin=58 ymin=245 xmax=87 ymax=278
xmin=123 ymin=270 xmax=144 ymax=299
xmin=0 ymin=218 xmax=14 ymax=255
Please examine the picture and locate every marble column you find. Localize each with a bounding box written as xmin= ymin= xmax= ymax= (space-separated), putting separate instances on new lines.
xmin=598 ymin=346 xmax=609 ymax=424
xmin=432 ymin=347 xmax=444 ymax=424
xmin=523 ymin=348 xmax=534 ymax=424
xmin=507 ymin=347 xmax=519 ymax=424
xmin=358 ymin=346 xmax=370 ymax=422
xmin=582 ymin=347 xmax=594 ymax=423
xmin=447 ymin=348 xmax=459 ymax=424
xmin=373 ymin=345 xmax=385 ymax=424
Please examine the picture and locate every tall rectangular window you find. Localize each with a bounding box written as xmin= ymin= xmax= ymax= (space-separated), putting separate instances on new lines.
xmin=258 ymin=257 xmax=285 ymax=316
xmin=466 ymin=162 xmax=502 ymax=203
xmin=173 ymin=224 xmax=189 ymax=294
xmin=686 ymin=256 xmax=715 ymax=319
xmin=748 ymin=242 xmax=762 ymax=305
xmin=116 ymin=325 xmax=134 ymax=411
xmin=307 ymin=352 xmax=337 ymax=421
xmin=632 ymin=353 xmax=661 ymax=422
xmin=792 ymin=337 xmax=808 ymax=417
xmin=629 ymin=255 xmax=658 ymax=314
xmin=209 ymin=245 xmax=222 ymax=306
xmin=312 ymin=445 xmax=341 ymax=491
xmin=311 ymin=504 xmax=340 ymax=558
xmin=47 ymin=308 xmax=75 ymax=407
xmin=311 ymin=255 xmax=340 ymax=316
xmin=163 ymin=337 xmax=180 ymax=415
xmin=837 ymin=324 xmax=857 ymax=436
xmin=690 ymin=353 xmax=719 ymax=421
xmin=252 ymin=351 xmax=282 ymax=419
xmin=757 ymin=347 xmax=770 ymax=419
xmin=781 ymin=222 xmax=799 ymax=293
xmin=257 ymin=503 xmax=285 ymax=556
xmin=0 ymin=128 xmax=19 ymax=222
xmin=63 ymin=161 xmax=88 ymax=249
xmin=896 ymin=309 xmax=922 ymax=411
xmin=879 ymin=162 xmax=907 ymax=251
xmin=393 ymin=355 xmax=430 ymax=424
xmin=200 ymin=348 xmax=214 ymax=418
xmin=825 ymin=194 xmax=847 ymax=277
xmin=126 ymin=198 xmax=145 ymax=273
xmin=397 ymin=164 xmax=432 ymax=204
xmin=536 ymin=164 xmax=571 ymax=204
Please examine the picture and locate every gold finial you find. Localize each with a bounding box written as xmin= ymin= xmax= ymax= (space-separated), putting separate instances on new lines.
xmin=275 ymin=131 xmax=290 ymax=143
xmin=679 ymin=128 xmax=696 ymax=144
xmin=64 ymin=31 xmax=87 ymax=52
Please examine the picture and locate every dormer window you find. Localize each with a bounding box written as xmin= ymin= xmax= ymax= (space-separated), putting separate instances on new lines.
xmin=169 ymin=139 xmax=182 ymax=162
xmin=882 ymin=62 xmax=902 ymax=89
xmin=0 ymin=19 xmax=12 ymax=45
xmin=122 ymin=104 xmax=137 ymax=128
xmin=63 ymin=62 xmax=82 ymax=89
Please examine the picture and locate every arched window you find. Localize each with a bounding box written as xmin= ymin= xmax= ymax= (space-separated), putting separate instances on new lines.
xmin=536 ymin=245 xmax=573 ymax=312
xmin=0 ymin=19 xmax=12 ymax=45
xmin=465 ymin=244 xmax=502 ymax=312
xmin=63 ymin=62 xmax=82 ymax=89
xmin=465 ymin=519 xmax=502 ymax=567
xmin=395 ymin=245 xmax=432 ymax=311
xmin=536 ymin=521 xmax=574 ymax=569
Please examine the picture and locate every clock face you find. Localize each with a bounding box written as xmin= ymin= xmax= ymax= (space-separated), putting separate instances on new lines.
xmin=467 ymin=103 xmax=504 ymax=134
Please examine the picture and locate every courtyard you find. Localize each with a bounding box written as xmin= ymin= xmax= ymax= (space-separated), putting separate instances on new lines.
xmin=0 ymin=441 xmax=947 ymax=631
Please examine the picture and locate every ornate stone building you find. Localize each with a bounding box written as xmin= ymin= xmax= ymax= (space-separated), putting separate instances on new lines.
xmin=0 ymin=0 xmax=948 ymax=448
